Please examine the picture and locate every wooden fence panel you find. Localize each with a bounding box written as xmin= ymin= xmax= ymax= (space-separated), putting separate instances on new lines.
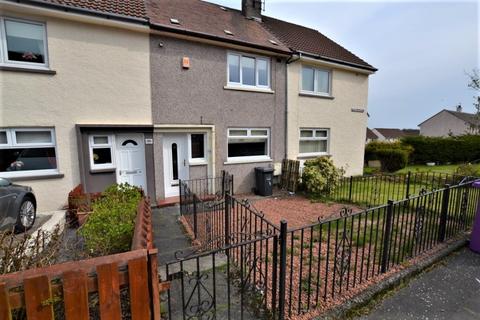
xmin=128 ymin=257 xmax=151 ymax=320
xmin=63 ymin=270 xmax=89 ymax=320
xmin=24 ymin=275 xmax=53 ymax=320
xmin=97 ymin=263 xmax=122 ymax=320
xmin=0 ymin=283 xmax=12 ymax=320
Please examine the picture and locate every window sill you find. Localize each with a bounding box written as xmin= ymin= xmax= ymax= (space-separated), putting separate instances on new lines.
xmin=297 ymin=153 xmax=331 ymax=159
xmin=299 ymin=92 xmax=334 ymax=99
xmin=224 ymin=157 xmax=273 ymax=165
xmin=224 ymin=85 xmax=274 ymax=94
xmin=4 ymin=172 xmax=64 ymax=182
xmin=0 ymin=65 xmax=56 ymax=75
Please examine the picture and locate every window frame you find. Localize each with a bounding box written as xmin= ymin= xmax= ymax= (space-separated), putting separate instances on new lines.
xmin=88 ymin=134 xmax=116 ymax=171
xmin=300 ymin=65 xmax=332 ymax=96
xmin=0 ymin=127 xmax=59 ymax=178
xmin=227 ymin=128 xmax=271 ymax=162
xmin=227 ymin=52 xmax=271 ymax=89
xmin=188 ymin=133 xmax=207 ymax=165
xmin=298 ymin=128 xmax=330 ymax=157
xmin=0 ymin=16 xmax=49 ymax=69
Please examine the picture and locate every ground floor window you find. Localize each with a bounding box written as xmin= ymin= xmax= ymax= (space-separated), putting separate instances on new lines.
xmin=299 ymin=128 xmax=329 ymax=156
xmin=0 ymin=128 xmax=57 ymax=177
xmin=227 ymin=128 xmax=270 ymax=160
xmin=89 ymin=134 xmax=115 ymax=170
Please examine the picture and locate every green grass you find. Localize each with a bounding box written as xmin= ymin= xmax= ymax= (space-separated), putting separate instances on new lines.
xmin=395 ymin=163 xmax=480 ymax=174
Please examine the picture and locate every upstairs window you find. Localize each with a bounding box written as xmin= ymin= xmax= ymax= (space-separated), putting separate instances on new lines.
xmin=0 ymin=128 xmax=58 ymax=177
xmin=299 ymin=129 xmax=329 ymax=156
xmin=227 ymin=53 xmax=270 ymax=88
xmin=301 ymin=66 xmax=331 ymax=96
xmin=1 ymin=17 xmax=48 ymax=67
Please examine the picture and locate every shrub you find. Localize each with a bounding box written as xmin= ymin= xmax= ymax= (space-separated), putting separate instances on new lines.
xmin=375 ymin=149 xmax=409 ymax=172
xmin=456 ymin=163 xmax=480 ymax=177
xmin=79 ymin=183 xmax=142 ymax=256
xmin=402 ymin=135 xmax=480 ymax=164
xmin=365 ymin=141 xmax=412 ymax=172
xmin=302 ymin=157 xmax=344 ymax=197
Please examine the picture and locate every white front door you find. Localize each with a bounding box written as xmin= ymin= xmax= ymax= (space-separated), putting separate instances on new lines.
xmin=116 ymin=134 xmax=147 ymax=192
xmin=163 ymin=134 xmax=189 ymax=197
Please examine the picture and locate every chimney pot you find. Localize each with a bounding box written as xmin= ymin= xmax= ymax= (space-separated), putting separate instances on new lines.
xmin=456 ymin=105 xmax=463 ymax=112
xmin=242 ymin=0 xmax=263 ymax=21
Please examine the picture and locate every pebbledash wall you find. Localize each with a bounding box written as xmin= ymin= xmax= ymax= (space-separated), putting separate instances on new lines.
xmin=287 ymin=60 xmax=371 ymax=176
xmin=150 ymin=35 xmax=287 ymax=198
xmin=0 ymin=5 xmax=152 ymax=211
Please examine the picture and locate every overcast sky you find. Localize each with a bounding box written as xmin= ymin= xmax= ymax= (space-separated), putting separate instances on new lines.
xmin=207 ymin=0 xmax=479 ymax=129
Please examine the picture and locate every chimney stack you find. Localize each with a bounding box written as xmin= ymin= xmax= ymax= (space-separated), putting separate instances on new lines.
xmin=456 ymin=104 xmax=463 ymax=112
xmin=242 ymin=0 xmax=263 ymax=21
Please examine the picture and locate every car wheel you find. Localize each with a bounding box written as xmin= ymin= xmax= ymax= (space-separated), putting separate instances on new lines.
xmin=15 ymin=197 xmax=36 ymax=233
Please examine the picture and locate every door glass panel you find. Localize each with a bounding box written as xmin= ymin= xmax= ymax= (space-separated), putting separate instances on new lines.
xmin=172 ymin=143 xmax=178 ymax=181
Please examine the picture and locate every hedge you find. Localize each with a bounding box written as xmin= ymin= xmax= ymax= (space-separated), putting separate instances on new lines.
xmin=79 ymin=183 xmax=142 ymax=256
xmin=402 ymin=135 xmax=480 ymax=164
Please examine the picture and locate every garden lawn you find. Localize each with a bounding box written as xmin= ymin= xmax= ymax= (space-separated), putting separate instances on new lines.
xmin=395 ymin=164 xmax=480 ymax=174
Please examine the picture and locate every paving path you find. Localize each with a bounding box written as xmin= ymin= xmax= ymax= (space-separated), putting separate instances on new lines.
xmin=358 ymin=247 xmax=480 ymax=320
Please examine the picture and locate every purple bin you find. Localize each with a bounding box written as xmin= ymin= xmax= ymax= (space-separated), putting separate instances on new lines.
xmin=471 ymin=180 xmax=480 ymax=253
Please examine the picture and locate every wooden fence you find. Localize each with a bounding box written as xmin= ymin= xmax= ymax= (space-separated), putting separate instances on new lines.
xmin=280 ymin=159 xmax=300 ymax=192
xmin=0 ymin=197 xmax=163 ymax=320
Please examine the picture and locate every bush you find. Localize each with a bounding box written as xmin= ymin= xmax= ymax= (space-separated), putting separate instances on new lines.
xmin=365 ymin=141 xmax=412 ymax=172
xmin=456 ymin=163 xmax=480 ymax=176
xmin=79 ymin=183 xmax=142 ymax=256
xmin=402 ymin=135 xmax=480 ymax=164
xmin=375 ymin=149 xmax=409 ymax=172
xmin=302 ymin=157 xmax=344 ymax=197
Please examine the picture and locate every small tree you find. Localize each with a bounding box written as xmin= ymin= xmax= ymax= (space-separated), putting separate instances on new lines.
xmin=467 ymin=69 xmax=480 ymax=134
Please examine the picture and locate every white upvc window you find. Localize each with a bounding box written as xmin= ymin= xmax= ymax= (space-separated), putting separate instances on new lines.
xmin=227 ymin=128 xmax=270 ymax=162
xmin=299 ymin=128 xmax=329 ymax=156
xmin=188 ymin=133 xmax=207 ymax=165
xmin=0 ymin=128 xmax=58 ymax=178
xmin=0 ymin=16 xmax=49 ymax=69
xmin=301 ymin=66 xmax=331 ymax=96
xmin=227 ymin=52 xmax=270 ymax=89
xmin=89 ymin=134 xmax=115 ymax=171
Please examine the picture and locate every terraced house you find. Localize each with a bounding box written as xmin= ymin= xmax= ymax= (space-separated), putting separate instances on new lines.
xmin=0 ymin=0 xmax=154 ymax=211
xmin=0 ymin=0 xmax=375 ymax=210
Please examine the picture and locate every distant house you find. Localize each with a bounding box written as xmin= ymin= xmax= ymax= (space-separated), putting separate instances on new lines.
xmin=419 ymin=106 xmax=480 ymax=137
xmin=367 ymin=128 xmax=419 ymax=142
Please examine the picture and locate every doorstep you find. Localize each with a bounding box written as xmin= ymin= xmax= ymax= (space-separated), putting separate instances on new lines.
xmin=157 ymin=196 xmax=180 ymax=208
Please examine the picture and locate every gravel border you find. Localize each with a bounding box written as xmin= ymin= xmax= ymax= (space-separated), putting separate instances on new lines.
xmin=315 ymin=236 xmax=469 ymax=320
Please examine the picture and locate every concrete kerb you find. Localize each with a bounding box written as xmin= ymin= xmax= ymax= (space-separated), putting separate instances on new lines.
xmin=316 ymin=236 xmax=469 ymax=320
xmin=26 ymin=210 xmax=66 ymax=254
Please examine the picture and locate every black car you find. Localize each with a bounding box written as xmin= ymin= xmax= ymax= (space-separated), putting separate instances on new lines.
xmin=0 ymin=178 xmax=36 ymax=232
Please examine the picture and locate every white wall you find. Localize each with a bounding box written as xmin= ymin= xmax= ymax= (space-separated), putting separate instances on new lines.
xmin=1 ymin=8 xmax=152 ymax=211
xmin=287 ymin=61 xmax=370 ymax=176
